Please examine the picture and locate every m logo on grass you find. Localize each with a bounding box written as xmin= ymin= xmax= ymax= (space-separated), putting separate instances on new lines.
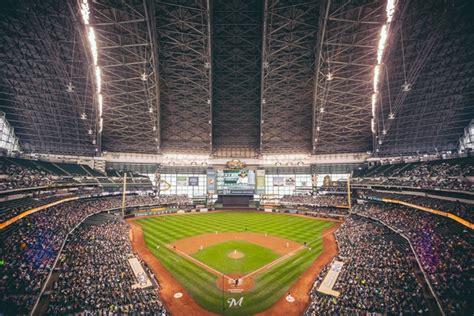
xmin=227 ymin=297 xmax=244 ymax=308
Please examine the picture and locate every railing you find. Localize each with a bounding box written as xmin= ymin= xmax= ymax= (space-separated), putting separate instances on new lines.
xmin=29 ymin=206 xmax=124 ymax=316
xmin=351 ymin=180 xmax=473 ymax=196
xmin=0 ymin=193 xmax=160 ymax=230
xmin=382 ymin=198 xmax=473 ymax=229
xmin=0 ymin=197 xmax=79 ymax=230
xmin=354 ymin=213 xmax=445 ymax=316
xmin=0 ymin=182 xmax=96 ymax=196
xmin=28 ymin=200 xmax=182 ymax=315
xmin=361 ymin=196 xmax=474 ymax=230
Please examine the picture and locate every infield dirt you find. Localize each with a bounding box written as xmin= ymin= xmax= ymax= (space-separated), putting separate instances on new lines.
xmin=171 ymin=232 xmax=301 ymax=256
xmin=128 ymin=215 xmax=341 ymax=316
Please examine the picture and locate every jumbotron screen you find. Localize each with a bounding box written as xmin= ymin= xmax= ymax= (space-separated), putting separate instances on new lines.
xmin=216 ymin=169 xmax=255 ymax=195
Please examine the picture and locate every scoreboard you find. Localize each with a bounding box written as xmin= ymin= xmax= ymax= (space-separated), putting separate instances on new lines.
xmin=216 ymin=169 xmax=255 ymax=195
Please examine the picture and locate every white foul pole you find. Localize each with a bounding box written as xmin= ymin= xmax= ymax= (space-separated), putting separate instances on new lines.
xmin=122 ymin=172 xmax=127 ymax=218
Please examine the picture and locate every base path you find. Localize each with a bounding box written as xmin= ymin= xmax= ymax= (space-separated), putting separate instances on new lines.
xmin=256 ymin=223 xmax=341 ymax=316
xmin=171 ymin=232 xmax=301 ymax=256
xmin=128 ymin=213 xmax=341 ymax=316
xmin=128 ymin=221 xmax=218 ymax=316
xmin=169 ymin=232 xmax=305 ymax=292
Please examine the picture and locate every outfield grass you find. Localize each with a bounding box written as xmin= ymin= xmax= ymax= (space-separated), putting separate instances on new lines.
xmin=136 ymin=212 xmax=334 ymax=315
xmin=192 ymin=240 xmax=279 ymax=274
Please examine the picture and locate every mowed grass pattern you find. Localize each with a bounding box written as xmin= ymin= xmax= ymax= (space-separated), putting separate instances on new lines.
xmin=137 ymin=212 xmax=334 ymax=315
xmin=192 ymin=240 xmax=279 ymax=274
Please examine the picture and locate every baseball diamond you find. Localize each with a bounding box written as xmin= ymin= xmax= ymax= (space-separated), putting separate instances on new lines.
xmin=131 ymin=212 xmax=336 ymax=315
xmin=1 ymin=0 xmax=472 ymax=315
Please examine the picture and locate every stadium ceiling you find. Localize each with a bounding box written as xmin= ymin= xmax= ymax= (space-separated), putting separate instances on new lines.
xmin=0 ymin=0 xmax=472 ymax=157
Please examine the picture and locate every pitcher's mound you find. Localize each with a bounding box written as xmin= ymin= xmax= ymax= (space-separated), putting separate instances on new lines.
xmin=228 ymin=250 xmax=245 ymax=259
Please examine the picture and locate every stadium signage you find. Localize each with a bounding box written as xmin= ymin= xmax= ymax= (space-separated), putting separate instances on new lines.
xmin=226 ymin=159 xmax=246 ymax=169
xmin=218 ymin=189 xmax=255 ymax=195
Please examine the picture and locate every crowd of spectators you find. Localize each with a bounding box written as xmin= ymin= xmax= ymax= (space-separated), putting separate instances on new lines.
xmin=306 ymin=217 xmax=429 ymax=315
xmin=356 ymin=190 xmax=474 ymax=222
xmin=154 ymin=194 xmax=191 ymax=205
xmin=0 ymin=194 xmax=176 ymax=315
xmin=126 ymin=194 xmax=191 ymax=206
xmin=280 ymin=194 xmax=348 ymax=207
xmin=1 ymin=194 xmax=191 ymax=225
xmin=353 ymin=158 xmax=473 ymax=191
xmin=0 ymin=196 xmax=62 ymax=223
xmin=0 ymin=158 xmax=154 ymax=192
xmin=47 ymin=213 xmax=167 ymax=315
xmin=301 ymin=206 xmax=349 ymax=217
xmin=0 ymin=160 xmax=54 ymax=191
xmin=319 ymin=181 xmax=347 ymax=193
xmin=0 ymin=197 xmax=120 ymax=314
xmin=353 ymin=202 xmax=473 ymax=314
xmin=398 ymin=160 xmax=473 ymax=178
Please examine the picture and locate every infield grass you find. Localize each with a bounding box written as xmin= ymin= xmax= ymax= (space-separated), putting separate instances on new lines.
xmin=136 ymin=212 xmax=334 ymax=315
xmin=192 ymin=240 xmax=279 ymax=274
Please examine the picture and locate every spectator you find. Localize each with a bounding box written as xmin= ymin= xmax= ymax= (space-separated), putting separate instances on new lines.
xmin=356 ymin=190 xmax=474 ymax=222
xmin=0 ymin=160 xmax=54 ymax=191
xmin=280 ymin=194 xmax=348 ymax=207
xmin=0 ymin=195 xmax=178 ymax=314
xmin=353 ymin=158 xmax=473 ymax=191
xmin=353 ymin=202 xmax=474 ymax=314
xmin=306 ymin=217 xmax=428 ymax=315
xmin=47 ymin=213 xmax=167 ymax=315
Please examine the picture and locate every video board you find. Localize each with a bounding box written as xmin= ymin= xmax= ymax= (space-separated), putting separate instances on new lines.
xmin=216 ymin=169 xmax=255 ymax=195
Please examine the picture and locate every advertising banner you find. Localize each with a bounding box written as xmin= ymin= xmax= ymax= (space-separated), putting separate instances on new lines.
xmin=207 ymin=169 xmax=216 ymax=194
xmin=273 ymin=176 xmax=284 ymax=186
xmin=188 ymin=176 xmax=199 ymax=186
xmin=285 ymin=176 xmax=295 ymax=186
xmin=256 ymin=169 xmax=266 ymax=194
xmin=177 ymin=176 xmax=187 ymax=186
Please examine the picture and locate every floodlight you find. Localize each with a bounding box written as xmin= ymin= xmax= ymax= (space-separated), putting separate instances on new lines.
xmin=66 ymin=82 xmax=75 ymax=93
xmin=401 ymin=82 xmax=412 ymax=92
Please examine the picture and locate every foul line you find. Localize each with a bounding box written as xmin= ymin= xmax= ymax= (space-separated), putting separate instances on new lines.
xmin=166 ymin=229 xmax=336 ymax=283
xmin=240 ymin=247 xmax=304 ymax=280
xmin=168 ymin=245 xmax=234 ymax=282
xmin=240 ymin=229 xmax=336 ymax=281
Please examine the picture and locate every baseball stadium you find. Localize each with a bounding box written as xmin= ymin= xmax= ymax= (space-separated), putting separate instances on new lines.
xmin=0 ymin=0 xmax=473 ymax=315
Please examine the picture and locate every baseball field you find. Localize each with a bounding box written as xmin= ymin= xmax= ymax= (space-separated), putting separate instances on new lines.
xmin=134 ymin=212 xmax=335 ymax=315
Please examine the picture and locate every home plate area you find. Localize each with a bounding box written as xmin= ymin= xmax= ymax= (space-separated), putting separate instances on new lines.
xmin=216 ymin=273 xmax=255 ymax=293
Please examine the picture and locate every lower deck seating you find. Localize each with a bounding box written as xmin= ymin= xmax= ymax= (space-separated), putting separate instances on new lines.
xmin=0 ymin=196 xmax=60 ymax=222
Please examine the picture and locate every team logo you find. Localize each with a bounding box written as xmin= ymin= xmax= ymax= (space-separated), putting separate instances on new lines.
xmin=226 ymin=159 xmax=246 ymax=169
xmin=227 ymin=297 xmax=244 ymax=308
